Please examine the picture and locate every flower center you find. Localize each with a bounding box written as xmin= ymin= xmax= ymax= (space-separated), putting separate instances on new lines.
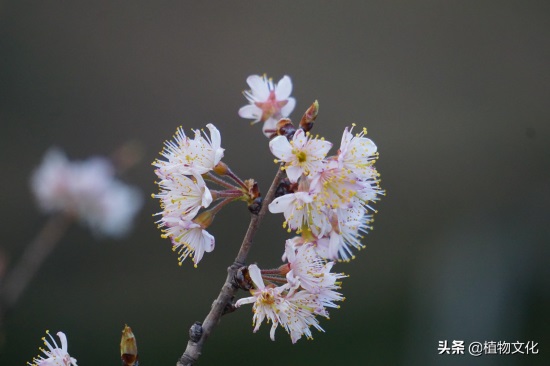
xmin=295 ymin=151 xmax=307 ymax=163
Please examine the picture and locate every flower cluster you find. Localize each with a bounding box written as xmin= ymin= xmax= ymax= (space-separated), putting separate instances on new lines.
xmin=31 ymin=148 xmax=142 ymax=237
xmin=27 ymin=330 xmax=77 ymax=366
xmin=235 ymin=239 xmax=345 ymax=343
xmin=236 ymin=74 xmax=383 ymax=342
xmin=153 ymin=124 xmax=258 ymax=267
xmin=269 ymin=124 xmax=383 ymax=261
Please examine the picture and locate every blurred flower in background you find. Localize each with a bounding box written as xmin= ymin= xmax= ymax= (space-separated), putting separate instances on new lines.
xmin=238 ymin=74 xmax=296 ymax=137
xmin=30 ymin=148 xmax=143 ymax=237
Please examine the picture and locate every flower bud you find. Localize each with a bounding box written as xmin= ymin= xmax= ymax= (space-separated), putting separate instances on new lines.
xmin=120 ymin=325 xmax=138 ymax=366
xmin=299 ymin=100 xmax=319 ymax=132
xmin=213 ymin=161 xmax=229 ymax=175
xmin=274 ymin=118 xmax=296 ymax=139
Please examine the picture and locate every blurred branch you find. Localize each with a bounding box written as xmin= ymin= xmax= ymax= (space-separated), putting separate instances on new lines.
xmin=0 ymin=214 xmax=72 ymax=326
xmin=177 ymin=166 xmax=285 ymax=366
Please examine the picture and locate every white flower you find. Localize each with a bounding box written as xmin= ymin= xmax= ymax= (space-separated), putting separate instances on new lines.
xmin=160 ymin=214 xmax=215 ymax=267
xmin=235 ymin=264 xmax=324 ymax=343
xmin=153 ymin=173 xmax=212 ymax=221
xmin=238 ymin=74 xmax=296 ymax=137
xmin=235 ymin=264 xmax=291 ymax=341
xmin=30 ymin=149 xmax=74 ymax=213
xmin=31 ymin=149 xmax=142 ymax=237
xmin=317 ymin=207 xmax=372 ymax=261
xmin=270 ymin=129 xmax=332 ymax=183
xmin=83 ymin=180 xmax=143 ymax=238
xmin=309 ymin=161 xmax=364 ymax=210
xmin=28 ymin=330 xmax=77 ymax=366
xmin=154 ymin=123 xmax=224 ymax=176
xmin=337 ymin=125 xmax=378 ymax=178
xmin=268 ymin=190 xmax=330 ymax=237
xmin=283 ymin=240 xmax=328 ymax=294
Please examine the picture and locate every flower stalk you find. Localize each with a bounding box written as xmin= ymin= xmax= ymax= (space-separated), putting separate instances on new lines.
xmin=177 ymin=166 xmax=284 ymax=366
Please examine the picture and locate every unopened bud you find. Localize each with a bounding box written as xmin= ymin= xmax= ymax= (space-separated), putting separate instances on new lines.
xmin=234 ymin=266 xmax=253 ymax=290
xmin=213 ymin=161 xmax=229 ymax=175
xmin=120 ymin=324 xmax=138 ymax=366
xmin=245 ymin=179 xmax=261 ymax=201
xmin=274 ymin=118 xmax=297 ymax=139
xmin=299 ymin=100 xmax=319 ymax=132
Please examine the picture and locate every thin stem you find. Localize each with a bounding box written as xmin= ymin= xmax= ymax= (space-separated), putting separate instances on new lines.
xmin=205 ymin=172 xmax=238 ymax=190
xmin=206 ymin=197 xmax=237 ymax=217
xmin=211 ymin=189 xmax=244 ymax=199
xmin=177 ymin=165 xmax=284 ymax=366
xmin=261 ymin=275 xmax=287 ymax=284
xmin=224 ymin=167 xmax=248 ymax=192
xmin=260 ymin=268 xmax=285 ymax=275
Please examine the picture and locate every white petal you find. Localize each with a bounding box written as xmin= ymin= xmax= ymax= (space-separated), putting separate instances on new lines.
xmin=275 ymin=75 xmax=293 ymax=100
xmin=362 ymin=137 xmax=378 ymax=155
xmin=269 ymin=135 xmax=292 ymax=161
xmin=56 ymin=332 xmax=68 ymax=352
xmin=261 ymin=118 xmax=278 ymax=137
xmin=285 ymin=165 xmax=303 ymax=183
xmin=246 ymin=75 xmax=269 ymax=100
xmin=268 ymin=194 xmax=296 ymax=214
xmin=269 ymin=323 xmax=278 ymax=341
xmin=311 ymin=139 xmax=333 ymax=158
xmin=248 ymin=264 xmax=265 ymax=289
xmin=205 ymin=123 xmax=221 ymax=149
xmin=202 ymin=229 xmax=215 ymax=252
xmin=280 ymin=97 xmax=296 ymax=117
xmin=238 ymin=104 xmax=261 ymax=121
xmin=284 ymin=239 xmax=297 ymax=263
xmin=235 ymin=296 xmax=256 ymax=307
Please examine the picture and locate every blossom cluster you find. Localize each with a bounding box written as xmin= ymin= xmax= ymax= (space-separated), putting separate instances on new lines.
xmin=152 ymin=124 xmax=225 ymax=267
xmin=27 ymin=330 xmax=77 ymax=366
xmin=235 ymin=74 xmax=383 ymax=342
xmin=31 ymin=148 xmax=142 ymax=237
xmin=269 ymin=124 xmax=382 ymax=261
xmin=235 ymin=240 xmax=345 ymax=343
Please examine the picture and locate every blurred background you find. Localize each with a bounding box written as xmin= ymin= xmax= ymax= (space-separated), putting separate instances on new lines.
xmin=1 ymin=1 xmax=549 ymax=365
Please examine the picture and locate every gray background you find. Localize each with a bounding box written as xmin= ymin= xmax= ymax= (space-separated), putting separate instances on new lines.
xmin=1 ymin=1 xmax=549 ymax=365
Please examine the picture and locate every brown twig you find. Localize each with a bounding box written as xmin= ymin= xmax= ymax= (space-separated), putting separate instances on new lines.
xmin=177 ymin=166 xmax=284 ymax=366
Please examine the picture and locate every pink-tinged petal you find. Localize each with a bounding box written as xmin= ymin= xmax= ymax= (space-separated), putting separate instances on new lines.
xmin=291 ymin=129 xmax=307 ymax=149
xmin=269 ymin=135 xmax=293 ymax=161
xmin=246 ymin=75 xmax=270 ymax=100
xmin=275 ymin=75 xmax=293 ymax=100
xmin=248 ymin=264 xmax=265 ymax=289
xmin=328 ymin=232 xmax=341 ymax=260
xmin=269 ymin=323 xmax=278 ymax=341
xmin=235 ymin=296 xmax=256 ymax=307
xmin=261 ymin=118 xmax=278 ymax=137
xmin=56 ymin=332 xmax=68 ymax=352
xmin=268 ymin=194 xmax=296 ymax=214
xmin=280 ymin=97 xmax=296 ymax=117
xmin=202 ymin=230 xmax=215 ymax=252
xmin=285 ymin=165 xmax=303 ymax=183
xmin=284 ymin=239 xmax=297 ymax=263
xmin=238 ymin=104 xmax=261 ymax=121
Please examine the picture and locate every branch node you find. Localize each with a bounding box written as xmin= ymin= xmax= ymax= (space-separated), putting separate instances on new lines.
xmin=189 ymin=322 xmax=203 ymax=343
